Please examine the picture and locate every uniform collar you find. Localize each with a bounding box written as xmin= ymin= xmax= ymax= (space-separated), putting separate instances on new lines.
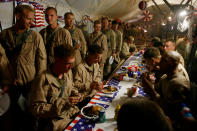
xmin=45 ymin=68 xmax=66 ymax=89
xmin=82 ymin=60 xmax=94 ymax=72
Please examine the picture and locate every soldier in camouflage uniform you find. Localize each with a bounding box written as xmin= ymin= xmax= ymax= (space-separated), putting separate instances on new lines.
xmin=87 ymin=20 xmax=108 ymax=78
xmin=101 ymin=17 xmax=116 ymax=79
xmin=0 ymin=5 xmax=47 ymax=130
xmin=64 ymin=12 xmax=87 ymax=67
xmin=30 ymin=45 xmax=81 ymax=131
xmin=40 ymin=7 xmax=72 ymax=65
xmin=74 ymin=45 xmax=103 ymax=107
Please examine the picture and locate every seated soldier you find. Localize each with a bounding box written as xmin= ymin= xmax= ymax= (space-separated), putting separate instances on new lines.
xmin=164 ymin=39 xmax=185 ymax=67
xmin=30 ymin=45 xmax=81 ymax=131
xmin=120 ymin=35 xmax=137 ymax=59
xmin=74 ymin=45 xmax=103 ymax=107
xmin=117 ymin=98 xmax=173 ymax=131
xmin=142 ymin=47 xmax=190 ymax=123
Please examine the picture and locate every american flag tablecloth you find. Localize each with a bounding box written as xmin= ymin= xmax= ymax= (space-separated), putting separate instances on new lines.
xmin=65 ymin=78 xmax=146 ymax=131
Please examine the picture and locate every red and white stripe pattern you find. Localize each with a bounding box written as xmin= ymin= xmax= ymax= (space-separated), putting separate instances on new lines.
xmin=16 ymin=0 xmax=45 ymax=27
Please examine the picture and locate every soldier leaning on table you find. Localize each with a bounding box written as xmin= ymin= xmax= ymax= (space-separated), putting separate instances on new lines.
xmin=120 ymin=35 xmax=137 ymax=60
xmin=30 ymin=45 xmax=82 ymax=131
xmin=74 ymin=45 xmax=103 ymax=108
xmin=40 ymin=7 xmax=72 ymax=66
xmin=142 ymin=48 xmax=191 ymax=125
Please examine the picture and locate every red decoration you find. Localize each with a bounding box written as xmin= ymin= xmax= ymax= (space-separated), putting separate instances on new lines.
xmin=138 ymin=1 xmax=147 ymax=10
xmin=142 ymin=10 xmax=153 ymax=22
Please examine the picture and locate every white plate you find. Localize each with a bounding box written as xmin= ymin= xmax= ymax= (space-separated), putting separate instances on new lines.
xmin=81 ymin=105 xmax=105 ymax=120
xmin=102 ymin=85 xmax=119 ymax=94
xmin=109 ymin=56 xmax=114 ymax=65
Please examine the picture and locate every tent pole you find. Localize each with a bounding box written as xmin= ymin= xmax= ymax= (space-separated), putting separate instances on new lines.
xmin=0 ymin=21 xmax=2 ymax=32
xmin=12 ymin=0 xmax=16 ymax=26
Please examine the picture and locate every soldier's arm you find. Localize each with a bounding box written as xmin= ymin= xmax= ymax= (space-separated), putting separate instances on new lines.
xmin=30 ymin=74 xmax=71 ymax=118
xmin=94 ymin=64 xmax=102 ymax=82
xmin=0 ymin=44 xmax=12 ymax=86
xmin=121 ymin=43 xmax=130 ymax=58
xmin=111 ymin=30 xmax=116 ymax=53
xmin=35 ymin=33 xmax=47 ymax=75
xmin=74 ymin=65 xmax=91 ymax=92
xmin=118 ymin=32 xmax=123 ymax=52
xmin=64 ymin=29 xmax=73 ymax=46
xmin=101 ymin=35 xmax=108 ymax=64
xmin=79 ymin=29 xmax=87 ymax=58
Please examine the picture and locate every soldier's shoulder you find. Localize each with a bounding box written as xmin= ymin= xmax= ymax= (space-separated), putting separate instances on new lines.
xmin=1 ymin=27 xmax=12 ymax=35
xmin=39 ymin=27 xmax=46 ymax=34
xmin=31 ymin=30 xmax=42 ymax=37
xmin=76 ymin=62 xmax=86 ymax=70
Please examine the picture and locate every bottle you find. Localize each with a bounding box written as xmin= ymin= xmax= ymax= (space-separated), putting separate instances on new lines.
xmin=99 ymin=108 xmax=106 ymax=123
xmin=114 ymin=104 xmax=121 ymax=120
xmin=181 ymin=103 xmax=193 ymax=117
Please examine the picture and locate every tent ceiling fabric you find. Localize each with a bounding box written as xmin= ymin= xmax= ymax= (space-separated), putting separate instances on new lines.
xmin=39 ymin=0 xmax=197 ymax=21
xmin=1 ymin=0 xmax=197 ymax=29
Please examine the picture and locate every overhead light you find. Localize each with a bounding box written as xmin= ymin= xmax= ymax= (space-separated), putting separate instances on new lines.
xmin=161 ymin=22 xmax=166 ymax=26
xmin=179 ymin=10 xmax=187 ymax=17
xmin=171 ymin=26 xmax=174 ymax=30
xmin=144 ymin=29 xmax=147 ymax=32
xmin=168 ymin=16 xmax=172 ymax=21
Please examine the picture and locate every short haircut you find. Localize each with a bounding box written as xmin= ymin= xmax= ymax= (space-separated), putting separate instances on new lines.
xmin=165 ymin=39 xmax=175 ymax=44
xmin=152 ymin=37 xmax=160 ymax=43
xmin=112 ymin=20 xmax=118 ymax=25
xmin=117 ymin=98 xmax=173 ymax=131
xmin=94 ymin=20 xmax=101 ymax=25
xmin=64 ymin=12 xmax=74 ymax=19
xmin=153 ymin=41 xmax=164 ymax=47
xmin=101 ymin=16 xmax=109 ymax=21
xmin=45 ymin=7 xmax=57 ymax=14
xmin=54 ymin=44 xmax=76 ymax=58
xmin=144 ymin=47 xmax=161 ymax=60
xmin=87 ymin=45 xmax=103 ymax=55
xmin=14 ymin=5 xmax=34 ymax=15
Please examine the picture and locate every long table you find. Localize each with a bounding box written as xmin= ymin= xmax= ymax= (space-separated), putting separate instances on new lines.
xmin=65 ymin=54 xmax=145 ymax=131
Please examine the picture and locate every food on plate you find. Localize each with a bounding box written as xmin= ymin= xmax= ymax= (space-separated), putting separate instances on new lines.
xmin=83 ymin=105 xmax=102 ymax=117
xmin=103 ymin=86 xmax=118 ymax=93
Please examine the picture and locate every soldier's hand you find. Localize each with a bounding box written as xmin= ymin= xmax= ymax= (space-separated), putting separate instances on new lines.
xmin=74 ymin=43 xmax=81 ymax=49
xmin=53 ymin=98 xmax=67 ymax=116
xmin=69 ymin=96 xmax=80 ymax=106
xmin=90 ymin=81 xmax=98 ymax=89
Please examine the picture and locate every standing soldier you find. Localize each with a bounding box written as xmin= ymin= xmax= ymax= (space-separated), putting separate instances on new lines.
xmin=111 ymin=20 xmax=123 ymax=70
xmin=101 ymin=17 xmax=116 ymax=79
xmin=112 ymin=20 xmax=123 ymax=58
xmin=0 ymin=5 xmax=47 ymax=130
xmin=88 ymin=20 xmax=108 ymax=78
xmin=40 ymin=7 xmax=72 ymax=65
xmin=64 ymin=12 xmax=87 ymax=67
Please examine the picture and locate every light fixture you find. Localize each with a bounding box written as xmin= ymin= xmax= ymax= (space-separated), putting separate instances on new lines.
xmin=179 ymin=10 xmax=187 ymax=17
xmin=144 ymin=29 xmax=147 ymax=32
xmin=168 ymin=16 xmax=172 ymax=21
xmin=171 ymin=26 xmax=174 ymax=30
xmin=161 ymin=22 xmax=166 ymax=26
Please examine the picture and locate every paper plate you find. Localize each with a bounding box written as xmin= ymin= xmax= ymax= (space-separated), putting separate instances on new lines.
xmin=109 ymin=56 xmax=114 ymax=65
xmin=81 ymin=105 xmax=105 ymax=120
xmin=102 ymin=85 xmax=119 ymax=94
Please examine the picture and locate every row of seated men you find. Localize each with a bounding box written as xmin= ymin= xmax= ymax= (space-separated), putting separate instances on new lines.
xmin=0 ymin=5 xmax=116 ymax=130
xmin=0 ymin=4 xmax=139 ymax=131
xmin=139 ymin=35 xmax=197 ymax=130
